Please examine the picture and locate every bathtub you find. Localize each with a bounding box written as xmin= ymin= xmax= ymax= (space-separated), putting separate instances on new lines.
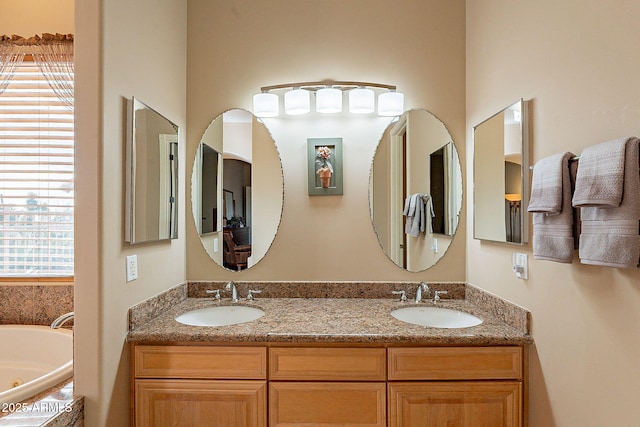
xmin=0 ymin=325 xmax=73 ymax=405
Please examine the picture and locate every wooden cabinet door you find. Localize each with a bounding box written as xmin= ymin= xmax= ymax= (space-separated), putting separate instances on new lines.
xmin=389 ymin=382 xmax=522 ymax=427
xmin=270 ymin=382 xmax=386 ymax=427
xmin=135 ymin=379 xmax=266 ymax=427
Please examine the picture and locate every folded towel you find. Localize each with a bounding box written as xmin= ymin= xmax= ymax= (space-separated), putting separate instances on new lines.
xmin=529 ymin=152 xmax=576 ymax=263
xmin=529 ymin=152 xmax=574 ymax=214
xmin=572 ymin=137 xmax=631 ymax=207
xmin=577 ymin=137 xmax=640 ymax=268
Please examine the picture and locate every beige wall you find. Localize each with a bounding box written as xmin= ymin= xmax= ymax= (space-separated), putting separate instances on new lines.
xmin=186 ymin=0 xmax=467 ymax=281
xmin=466 ymin=1 xmax=640 ymax=426
xmin=74 ymin=0 xmax=187 ymax=426
xmin=0 ymin=0 xmax=73 ymax=35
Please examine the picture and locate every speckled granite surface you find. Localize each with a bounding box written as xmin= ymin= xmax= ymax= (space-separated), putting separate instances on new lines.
xmin=0 ymin=285 xmax=73 ymax=326
xmin=187 ymin=281 xmax=465 ymax=300
xmin=466 ymin=284 xmax=530 ymax=334
xmin=128 ymin=293 xmax=532 ymax=346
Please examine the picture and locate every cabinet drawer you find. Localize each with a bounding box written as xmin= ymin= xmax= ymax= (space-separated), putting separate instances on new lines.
xmin=269 ymin=347 xmax=386 ymax=381
xmin=388 ymin=346 xmax=522 ymax=380
xmin=270 ymin=382 xmax=386 ymax=426
xmin=134 ymin=345 xmax=267 ymax=379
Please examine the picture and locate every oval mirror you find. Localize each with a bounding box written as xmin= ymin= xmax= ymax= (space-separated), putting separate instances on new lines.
xmin=369 ymin=109 xmax=462 ymax=272
xmin=191 ymin=109 xmax=283 ymax=271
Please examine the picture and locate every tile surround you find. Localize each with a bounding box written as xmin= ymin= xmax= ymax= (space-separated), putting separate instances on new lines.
xmin=0 ymin=381 xmax=83 ymax=426
xmin=0 ymin=285 xmax=73 ymax=326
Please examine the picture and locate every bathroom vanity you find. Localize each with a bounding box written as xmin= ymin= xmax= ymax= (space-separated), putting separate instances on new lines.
xmin=128 ymin=284 xmax=531 ymax=427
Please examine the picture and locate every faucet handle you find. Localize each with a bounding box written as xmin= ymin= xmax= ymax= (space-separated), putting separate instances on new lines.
xmin=392 ymin=290 xmax=407 ymax=302
xmin=433 ymin=290 xmax=448 ymax=303
xmin=206 ymin=289 xmax=221 ymax=300
xmin=247 ymin=289 xmax=262 ymax=301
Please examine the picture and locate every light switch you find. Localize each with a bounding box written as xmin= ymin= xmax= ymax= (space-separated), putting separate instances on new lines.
xmin=213 ymin=237 xmax=219 ymax=253
xmin=512 ymin=253 xmax=528 ymax=280
xmin=126 ymin=254 xmax=138 ymax=282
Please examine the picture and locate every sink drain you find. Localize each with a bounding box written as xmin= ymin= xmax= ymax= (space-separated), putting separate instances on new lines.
xmin=10 ymin=378 xmax=24 ymax=388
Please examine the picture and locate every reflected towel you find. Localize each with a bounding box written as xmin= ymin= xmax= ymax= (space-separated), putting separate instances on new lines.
xmin=577 ymin=137 xmax=640 ymax=268
xmin=403 ymin=193 xmax=432 ymax=237
xmin=572 ymin=137 xmax=631 ymax=207
xmin=404 ymin=194 xmax=422 ymax=237
xmin=529 ymin=152 xmax=576 ymax=263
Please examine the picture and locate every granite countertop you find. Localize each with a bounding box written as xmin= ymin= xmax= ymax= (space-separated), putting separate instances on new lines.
xmin=127 ymin=297 xmax=532 ymax=346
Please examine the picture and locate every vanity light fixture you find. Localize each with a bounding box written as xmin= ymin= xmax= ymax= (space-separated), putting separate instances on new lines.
xmin=284 ymin=88 xmax=311 ymax=115
xmin=252 ymin=92 xmax=279 ymax=117
xmin=348 ymin=87 xmax=375 ymax=114
xmin=315 ymin=87 xmax=343 ymax=113
xmin=252 ymin=80 xmax=403 ymax=117
xmin=378 ymin=91 xmax=405 ymax=116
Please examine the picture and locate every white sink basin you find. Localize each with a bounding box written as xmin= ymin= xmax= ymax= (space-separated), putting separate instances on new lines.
xmin=391 ymin=306 xmax=483 ymax=329
xmin=175 ymin=305 xmax=265 ymax=327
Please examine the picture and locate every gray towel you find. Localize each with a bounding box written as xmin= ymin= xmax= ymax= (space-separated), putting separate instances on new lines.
xmin=529 ymin=152 xmax=576 ymax=263
xmin=576 ymin=137 xmax=640 ymax=268
xmin=529 ymin=152 xmax=573 ymax=214
xmin=572 ymin=137 xmax=630 ymax=207
xmin=404 ymin=194 xmax=423 ymax=237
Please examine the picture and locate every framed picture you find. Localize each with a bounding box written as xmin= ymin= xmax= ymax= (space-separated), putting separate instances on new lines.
xmin=307 ymin=137 xmax=343 ymax=196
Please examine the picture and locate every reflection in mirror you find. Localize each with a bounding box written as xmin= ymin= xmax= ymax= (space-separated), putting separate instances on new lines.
xmin=125 ymin=97 xmax=179 ymax=244
xmin=199 ymin=143 xmax=220 ymax=234
xmin=191 ymin=109 xmax=283 ymax=271
xmin=370 ymin=109 xmax=463 ymax=272
xmin=473 ymin=99 xmax=529 ymax=244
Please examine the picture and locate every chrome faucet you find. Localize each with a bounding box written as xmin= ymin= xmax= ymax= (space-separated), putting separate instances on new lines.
xmin=414 ymin=282 xmax=430 ymax=303
xmin=206 ymin=289 xmax=222 ymax=300
xmin=51 ymin=312 xmax=74 ymax=329
xmin=392 ymin=290 xmax=407 ymax=302
xmin=226 ymin=281 xmax=239 ymax=302
xmin=246 ymin=289 xmax=262 ymax=301
xmin=433 ymin=290 xmax=448 ymax=304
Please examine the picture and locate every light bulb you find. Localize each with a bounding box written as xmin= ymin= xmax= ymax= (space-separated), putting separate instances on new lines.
xmin=349 ymin=88 xmax=375 ymax=114
xmin=252 ymin=93 xmax=279 ymax=117
xmin=284 ymin=89 xmax=310 ymax=115
xmin=378 ymin=91 xmax=404 ymax=116
xmin=316 ymin=87 xmax=342 ymax=113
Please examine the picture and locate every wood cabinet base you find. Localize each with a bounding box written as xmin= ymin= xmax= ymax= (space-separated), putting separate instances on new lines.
xmin=135 ymin=379 xmax=267 ymax=427
xmin=389 ymin=382 xmax=522 ymax=427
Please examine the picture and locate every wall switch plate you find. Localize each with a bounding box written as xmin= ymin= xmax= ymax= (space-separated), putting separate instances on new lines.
xmin=432 ymin=238 xmax=438 ymax=253
xmin=126 ymin=254 xmax=138 ymax=282
xmin=512 ymin=252 xmax=528 ymax=279
xmin=213 ymin=237 xmax=219 ymax=253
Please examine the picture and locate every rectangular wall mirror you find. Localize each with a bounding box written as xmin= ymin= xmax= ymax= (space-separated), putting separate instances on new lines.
xmin=473 ymin=99 xmax=529 ymax=244
xmin=125 ymin=97 xmax=179 ymax=244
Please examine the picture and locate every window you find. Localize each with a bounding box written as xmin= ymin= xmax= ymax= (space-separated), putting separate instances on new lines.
xmin=0 ymin=63 xmax=74 ymax=277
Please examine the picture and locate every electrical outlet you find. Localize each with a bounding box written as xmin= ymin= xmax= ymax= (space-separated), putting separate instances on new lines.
xmin=126 ymin=254 xmax=138 ymax=282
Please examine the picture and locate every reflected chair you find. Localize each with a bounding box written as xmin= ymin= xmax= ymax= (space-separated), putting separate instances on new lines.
xmin=222 ymin=230 xmax=251 ymax=270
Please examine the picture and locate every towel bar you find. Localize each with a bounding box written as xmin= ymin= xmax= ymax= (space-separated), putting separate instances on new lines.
xmin=530 ymin=156 xmax=579 ymax=170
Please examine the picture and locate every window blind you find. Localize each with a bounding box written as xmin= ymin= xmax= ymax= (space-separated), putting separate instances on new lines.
xmin=0 ymin=63 xmax=74 ymax=277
